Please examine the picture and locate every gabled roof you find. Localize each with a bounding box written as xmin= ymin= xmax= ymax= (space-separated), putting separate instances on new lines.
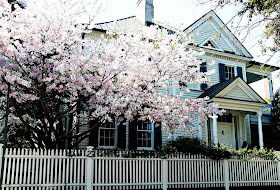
xmin=93 ymin=16 xmax=141 ymax=32
xmin=198 ymin=77 xmax=238 ymax=99
xmin=92 ymin=16 xmax=176 ymax=34
xmin=199 ymin=77 xmax=266 ymax=103
xmin=184 ymin=10 xmax=253 ymax=58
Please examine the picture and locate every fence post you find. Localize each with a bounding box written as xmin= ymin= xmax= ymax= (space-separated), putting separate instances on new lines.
xmin=277 ymin=161 xmax=280 ymax=185
xmin=224 ymin=160 xmax=230 ymax=190
xmin=0 ymin=144 xmax=3 ymax=164
xmin=0 ymin=143 xmax=3 ymax=187
xmin=162 ymin=159 xmax=168 ymax=190
xmin=86 ymin=146 xmax=94 ymax=190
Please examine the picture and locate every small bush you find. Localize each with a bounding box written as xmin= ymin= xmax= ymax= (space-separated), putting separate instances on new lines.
xmin=158 ymin=137 xmax=278 ymax=160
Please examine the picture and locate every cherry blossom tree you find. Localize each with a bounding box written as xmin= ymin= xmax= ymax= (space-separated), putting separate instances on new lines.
xmin=0 ymin=0 xmax=222 ymax=149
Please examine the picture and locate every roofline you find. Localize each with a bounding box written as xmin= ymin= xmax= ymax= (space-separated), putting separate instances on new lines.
xmin=213 ymin=97 xmax=267 ymax=105
xmin=183 ymin=10 xmax=253 ymax=58
xmin=90 ymin=28 xmax=107 ymax=33
xmin=92 ymin=16 xmax=177 ymax=34
xmin=94 ymin=16 xmax=136 ymax=26
xmin=213 ymin=11 xmax=253 ymax=58
xmin=248 ymin=60 xmax=280 ymax=70
xmin=236 ymin=77 xmax=267 ymax=103
xmin=199 ymin=77 xmax=267 ymax=104
xmin=198 ymin=76 xmax=238 ymax=98
xmin=183 ymin=10 xmax=212 ymax=32
xmin=188 ymin=45 xmax=252 ymax=61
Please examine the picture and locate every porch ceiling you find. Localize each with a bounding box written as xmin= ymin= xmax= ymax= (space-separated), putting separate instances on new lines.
xmin=246 ymin=72 xmax=264 ymax=84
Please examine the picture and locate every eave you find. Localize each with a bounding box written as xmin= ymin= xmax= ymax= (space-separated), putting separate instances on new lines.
xmin=211 ymin=97 xmax=266 ymax=113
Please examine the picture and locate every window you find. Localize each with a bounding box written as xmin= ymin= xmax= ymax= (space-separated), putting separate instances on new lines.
xmin=217 ymin=114 xmax=233 ymax=123
xmin=137 ymin=121 xmax=153 ymax=149
xmin=225 ymin=66 xmax=235 ymax=80
xmin=203 ymin=40 xmax=215 ymax=48
xmin=98 ymin=122 xmax=117 ymax=148
xmin=200 ymin=38 xmax=223 ymax=51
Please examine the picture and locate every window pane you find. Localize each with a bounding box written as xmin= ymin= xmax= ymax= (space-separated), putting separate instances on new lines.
xmin=109 ymin=137 xmax=114 ymax=146
xmin=105 ymin=137 xmax=109 ymax=146
xmin=137 ymin=130 xmax=152 ymax=148
xmin=99 ymin=121 xmax=116 ymax=147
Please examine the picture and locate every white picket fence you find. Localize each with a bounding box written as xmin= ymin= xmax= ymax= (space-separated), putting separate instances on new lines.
xmin=0 ymin=145 xmax=280 ymax=190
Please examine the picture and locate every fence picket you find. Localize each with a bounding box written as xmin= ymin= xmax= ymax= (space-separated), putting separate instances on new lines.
xmin=0 ymin=147 xmax=279 ymax=190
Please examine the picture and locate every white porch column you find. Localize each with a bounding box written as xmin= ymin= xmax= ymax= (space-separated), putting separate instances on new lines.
xmin=212 ymin=114 xmax=218 ymax=145
xmin=268 ymin=75 xmax=274 ymax=103
xmin=257 ymin=111 xmax=264 ymax=149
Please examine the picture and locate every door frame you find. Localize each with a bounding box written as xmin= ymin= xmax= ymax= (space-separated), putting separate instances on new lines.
xmin=217 ymin=122 xmax=236 ymax=149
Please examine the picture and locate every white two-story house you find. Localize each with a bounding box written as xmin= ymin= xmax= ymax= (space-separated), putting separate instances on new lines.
xmin=78 ymin=0 xmax=279 ymax=150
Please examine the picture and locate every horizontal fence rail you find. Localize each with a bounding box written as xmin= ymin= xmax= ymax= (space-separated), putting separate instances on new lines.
xmin=0 ymin=145 xmax=280 ymax=190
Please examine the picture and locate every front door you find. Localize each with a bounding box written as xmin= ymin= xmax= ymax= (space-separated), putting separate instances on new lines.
xmin=217 ymin=123 xmax=234 ymax=147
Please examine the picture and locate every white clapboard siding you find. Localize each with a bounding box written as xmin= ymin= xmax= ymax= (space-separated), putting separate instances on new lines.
xmin=162 ymin=118 xmax=201 ymax=145
xmin=1 ymin=147 xmax=280 ymax=190
xmin=198 ymin=55 xmax=247 ymax=87
xmin=199 ymin=55 xmax=220 ymax=86
xmin=222 ymin=85 xmax=253 ymax=101
xmin=201 ymin=121 xmax=208 ymax=143
xmin=176 ymin=88 xmax=203 ymax=99
xmin=191 ymin=22 xmax=233 ymax=53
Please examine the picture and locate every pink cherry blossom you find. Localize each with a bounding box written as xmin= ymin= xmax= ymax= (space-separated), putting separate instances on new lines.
xmin=0 ymin=0 xmax=223 ymax=148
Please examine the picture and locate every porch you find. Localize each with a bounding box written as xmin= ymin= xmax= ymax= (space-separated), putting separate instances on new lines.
xmin=208 ymin=109 xmax=264 ymax=149
xmin=199 ymin=77 xmax=267 ymax=149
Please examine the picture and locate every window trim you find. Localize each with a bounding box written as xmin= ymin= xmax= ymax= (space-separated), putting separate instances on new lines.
xmin=225 ymin=65 xmax=237 ymax=80
xmin=98 ymin=118 xmax=118 ymax=149
xmin=136 ymin=121 xmax=154 ymax=151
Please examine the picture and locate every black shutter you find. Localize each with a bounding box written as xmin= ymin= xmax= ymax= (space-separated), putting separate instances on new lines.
xmin=128 ymin=120 xmax=138 ymax=150
xmin=117 ymin=121 xmax=126 ymax=149
xmin=200 ymin=62 xmax=208 ymax=90
xmin=219 ymin=63 xmax=226 ymax=82
xmin=154 ymin=122 xmax=162 ymax=149
xmin=237 ymin=67 xmax=243 ymax=79
xmin=89 ymin=119 xmax=99 ymax=147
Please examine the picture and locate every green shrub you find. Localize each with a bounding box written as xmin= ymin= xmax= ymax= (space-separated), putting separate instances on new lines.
xmin=158 ymin=137 xmax=278 ymax=161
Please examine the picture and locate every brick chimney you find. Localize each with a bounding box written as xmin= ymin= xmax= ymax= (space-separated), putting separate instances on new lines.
xmin=136 ymin=0 xmax=154 ymax=25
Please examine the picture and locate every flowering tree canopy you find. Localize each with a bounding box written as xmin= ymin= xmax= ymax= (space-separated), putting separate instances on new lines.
xmin=0 ymin=0 xmax=222 ymax=149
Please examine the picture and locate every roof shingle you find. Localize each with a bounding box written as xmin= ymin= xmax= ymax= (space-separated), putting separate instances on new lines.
xmin=198 ymin=77 xmax=238 ymax=98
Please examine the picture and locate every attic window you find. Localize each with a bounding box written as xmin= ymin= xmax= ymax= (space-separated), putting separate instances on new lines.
xmin=203 ymin=41 xmax=216 ymax=48
xmin=200 ymin=38 xmax=223 ymax=51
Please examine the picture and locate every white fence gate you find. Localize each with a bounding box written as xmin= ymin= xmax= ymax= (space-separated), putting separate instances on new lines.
xmin=1 ymin=145 xmax=280 ymax=190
